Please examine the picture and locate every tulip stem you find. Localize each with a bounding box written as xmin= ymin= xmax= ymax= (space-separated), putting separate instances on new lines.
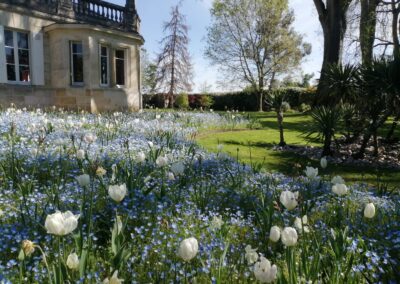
xmin=36 ymin=245 xmax=53 ymax=284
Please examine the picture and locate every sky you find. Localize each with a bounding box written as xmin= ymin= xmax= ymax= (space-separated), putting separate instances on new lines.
xmin=111 ymin=0 xmax=324 ymax=92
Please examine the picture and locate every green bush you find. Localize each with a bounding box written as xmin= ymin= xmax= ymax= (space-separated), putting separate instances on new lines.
xmin=175 ymin=93 xmax=189 ymax=109
xmin=199 ymin=95 xmax=214 ymax=109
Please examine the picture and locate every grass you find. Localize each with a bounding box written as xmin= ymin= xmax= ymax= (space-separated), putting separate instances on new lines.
xmin=197 ymin=111 xmax=400 ymax=187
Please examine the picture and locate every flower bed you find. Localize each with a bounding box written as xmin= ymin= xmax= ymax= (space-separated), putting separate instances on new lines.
xmin=0 ymin=108 xmax=398 ymax=283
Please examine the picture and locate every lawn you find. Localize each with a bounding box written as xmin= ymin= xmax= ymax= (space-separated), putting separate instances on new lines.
xmin=197 ymin=112 xmax=400 ymax=187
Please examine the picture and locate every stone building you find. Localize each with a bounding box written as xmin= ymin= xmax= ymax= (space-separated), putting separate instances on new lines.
xmin=0 ymin=0 xmax=144 ymax=112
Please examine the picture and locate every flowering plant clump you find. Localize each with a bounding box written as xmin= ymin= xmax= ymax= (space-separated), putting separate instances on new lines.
xmin=0 ymin=109 xmax=398 ymax=283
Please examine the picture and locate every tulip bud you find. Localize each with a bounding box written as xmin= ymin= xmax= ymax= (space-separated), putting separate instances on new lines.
xmin=76 ymin=174 xmax=90 ymax=187
xmin=269 ymin=226 xmax=281 ymax=242
xmin=76 ymin=149 xmax=85 ymax=160
xmin=108 ymin=184 xmax=127 ymax=203
xmin=320 ymin=157 xmax=327 ymax=169
xmin=178 ymin=237 xmax=198 ymax=262
xmin=22 ymin=240 xmax=35 ymax=256
xmin=364 ymin=203 xmax=376 ymax=219
xmin=66 ymin=252 xmax=79 ymax=270
xmin=281 ymin=227 xmax=298 ymax=247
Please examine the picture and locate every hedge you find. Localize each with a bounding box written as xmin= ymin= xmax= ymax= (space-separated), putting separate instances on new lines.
xmin=143 ymin=87 xmax=316 ymax=111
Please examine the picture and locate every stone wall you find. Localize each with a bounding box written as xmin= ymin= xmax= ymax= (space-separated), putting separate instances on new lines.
xmin=0 ymin=9 xmax=144 ymax=112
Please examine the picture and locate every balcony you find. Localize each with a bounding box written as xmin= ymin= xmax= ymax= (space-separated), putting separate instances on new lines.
xmin=1 ymin=0 xmax=139 ymax=32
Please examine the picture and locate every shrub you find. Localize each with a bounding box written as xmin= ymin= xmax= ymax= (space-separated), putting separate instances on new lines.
xmin=175 ymin=93 xmax=189 ymax=109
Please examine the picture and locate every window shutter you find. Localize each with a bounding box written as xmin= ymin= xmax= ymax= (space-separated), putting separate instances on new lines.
xmin=31 ymin=31 xmax=45 ymax=86
xmin=0 ymin=26 xmax=6 ymax=83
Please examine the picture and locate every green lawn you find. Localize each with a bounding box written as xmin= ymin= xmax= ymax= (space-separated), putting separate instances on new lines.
xmin=197 ymin=112 xmax=400 ymax=188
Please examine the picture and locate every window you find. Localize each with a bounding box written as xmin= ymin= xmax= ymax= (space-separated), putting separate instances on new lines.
xmin=70 ymin=42 xmax=83 ymax=85
xmin=100 ymin=45 xmax=109 ymax=86
xmin=115 ymin=49 xmax=125 ymax=86
xmin=4 ymin=29 xmax=30 ymax=83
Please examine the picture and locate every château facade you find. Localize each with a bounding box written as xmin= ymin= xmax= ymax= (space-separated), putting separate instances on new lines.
xmin=0 ymin=0 xmax=144 ymax=112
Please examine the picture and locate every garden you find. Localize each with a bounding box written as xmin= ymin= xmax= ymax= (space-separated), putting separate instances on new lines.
xmin=0 ymin=108 xmax=399 ymax=283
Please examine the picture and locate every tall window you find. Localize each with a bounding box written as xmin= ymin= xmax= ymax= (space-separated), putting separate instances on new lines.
xmin=115 ymin=49 xmax=125 ymax=86
xmin=70 ymin=42 xmax=83 ymax=85
xmin=4 ymin=29 xmax=30 ymax=83
xmin=100 ymin=45 xmax=109 ymax=86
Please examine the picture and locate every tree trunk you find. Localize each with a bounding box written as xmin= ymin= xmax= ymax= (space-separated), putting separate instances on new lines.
xmin=322 ymin=134 xmax=333 ymax=156
xmin=313 ymin=0 xmax=349 ymax=91
xmin=258 ymin=79 xmax=264 ymax=112
xmin=277 ymin=111 xmax=286 ymax=146
xmin=360 ymin=0 xmax=379 ymax=65
xmin=392 ymin=0 xmax=400 ymax=57
xmin=373 ymin=130 xmax=379 ymax=157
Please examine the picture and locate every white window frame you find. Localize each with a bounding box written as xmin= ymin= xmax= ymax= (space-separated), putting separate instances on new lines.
xmin=70 ymin=41 xmax=84 ymax=86
xmin=115 ymin=48 xmax=126 ymax=88
xmin=99 ymin=44 xmax=109 ymax=87
xmin=5 ymin=29 xmax=31 ymax=85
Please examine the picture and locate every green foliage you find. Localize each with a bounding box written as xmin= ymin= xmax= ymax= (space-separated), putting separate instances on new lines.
xmin=175 ymin=93 xmax=189 ymax=109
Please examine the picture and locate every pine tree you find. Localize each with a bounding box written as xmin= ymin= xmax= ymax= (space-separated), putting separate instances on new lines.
xmin=156 ymin=4 xmax=193 ymax=108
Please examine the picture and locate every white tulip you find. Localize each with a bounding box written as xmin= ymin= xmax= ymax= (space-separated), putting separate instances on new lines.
xmin=210 ymin=216 xmax=224 ymax=230
xmin=331 ymin=176 xmax=345 ymax=185
xmin=66 ymin=252 xmax=79 ymax=270
xmin=280 ymin=190 xmax=298 ymax=210
xmin=76 ymin=149 xmax=85 ymax=160
xmin=76 ymin=174 xmax=90 ymax=187
xmin=332 ymin=183 xmax=348 ymax=196
xmin=178 ymin=237 xmax=198 ymax=262
xmin=364 ymin=203 xmax=376 ymax=219
xmin=245 ymin=245 xmax=259 ymax=265
xmin=254 ymin=256 xmax=278 ymax=283
xmin=148 ymin=141 xmax=154 ymax=148
xmin=320 ymin=157 xmax=328 ymax=169
xmin=108 ymin=184 xmax=127 ymax=203
xmin=217 ymin=144 xmax=223 ymax=151
xmin=269 ymin=226 xmax=281 ymax=242
xmin=45 ymin=211 xmax=80 ymax=236
xmin=156 ymin=156 xmax=168 ymax=167
xmin=294 ymin=216 xmax=310 ymax=233
xmin=103 ymin=270 xmax=123 ymax=284
xmin=136 ymin=152 xmax=146 ymax=163
xmin=83 ymin=133 xmax=97 ymax=144
xmin=304 ymin=166 xmax=318 ymax=179
xmin=281 ymin=227 xmax=298 ymax=247
xmin=167 ymin=172 xmax=175 ymax=181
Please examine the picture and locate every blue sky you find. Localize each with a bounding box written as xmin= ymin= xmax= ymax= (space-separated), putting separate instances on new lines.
xmin=111 ymin=0 xmax=323 ymax=91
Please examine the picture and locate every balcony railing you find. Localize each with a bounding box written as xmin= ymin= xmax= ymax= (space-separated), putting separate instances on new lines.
xmin=2 ymin=0 xmax=138 ymax=32
xmin=72 ymin=0 xmax=125 ymax=26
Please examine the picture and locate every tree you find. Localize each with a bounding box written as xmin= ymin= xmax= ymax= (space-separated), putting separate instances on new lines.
xmin=156 ymin=4 xmax=193 ymax=108
xmin=141 ymin=49 xmax=158 ymax=94
xmin=359 ymin=0 xmax=380 ymax=64
xmin=313 ymin=0 xmax=353 ymax=86
xmin=205 ymin=0 xmax=310 ymax=112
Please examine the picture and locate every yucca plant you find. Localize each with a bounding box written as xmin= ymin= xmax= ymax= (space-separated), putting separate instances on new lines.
xmin=265 ymin=89 xmax=288 ymax=146
xmin=307 ymin=106 xmax=342 ymax=156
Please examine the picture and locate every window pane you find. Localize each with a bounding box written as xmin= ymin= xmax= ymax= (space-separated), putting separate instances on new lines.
xmin=18 ymin=49 xmax=30 ymax=65
xmin=19 ymin=65 xmax=30 ymax=82
xmin=6 ymin=47 xmax=14 ymax=64
xmin=72 ymin=43 xmax=82 ymax=54
xmin=17 ymin=32 xmax=29 ymax=49
xmin=7 ymin=64 xmax=16 ymax=81
xmin=73 ymin=54 xmax=84 ymax=83
xmin=115 ymin=50 xmax=124 ymax=59
xmin=4 ymin=30 xmax=13 ymax=47
xmin=116 ymin=58 xmax=125 ymax=85
xmin=101 ymin=56 xmax=108 ymax=85
xmin=101 ymin=46 xmax=108 ymax=56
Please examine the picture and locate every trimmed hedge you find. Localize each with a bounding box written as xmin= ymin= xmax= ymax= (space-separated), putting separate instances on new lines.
xmin=143 ymin=87 xmax=316 ymax=111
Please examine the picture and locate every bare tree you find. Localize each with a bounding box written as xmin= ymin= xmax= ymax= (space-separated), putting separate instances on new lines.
xmin=313 ymin=0 xmax=353 ymax=86
xmin=156 ymin=4 xmax=193 ymax=108
xmin=205 ymin=0 xmax=310 ymax=111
